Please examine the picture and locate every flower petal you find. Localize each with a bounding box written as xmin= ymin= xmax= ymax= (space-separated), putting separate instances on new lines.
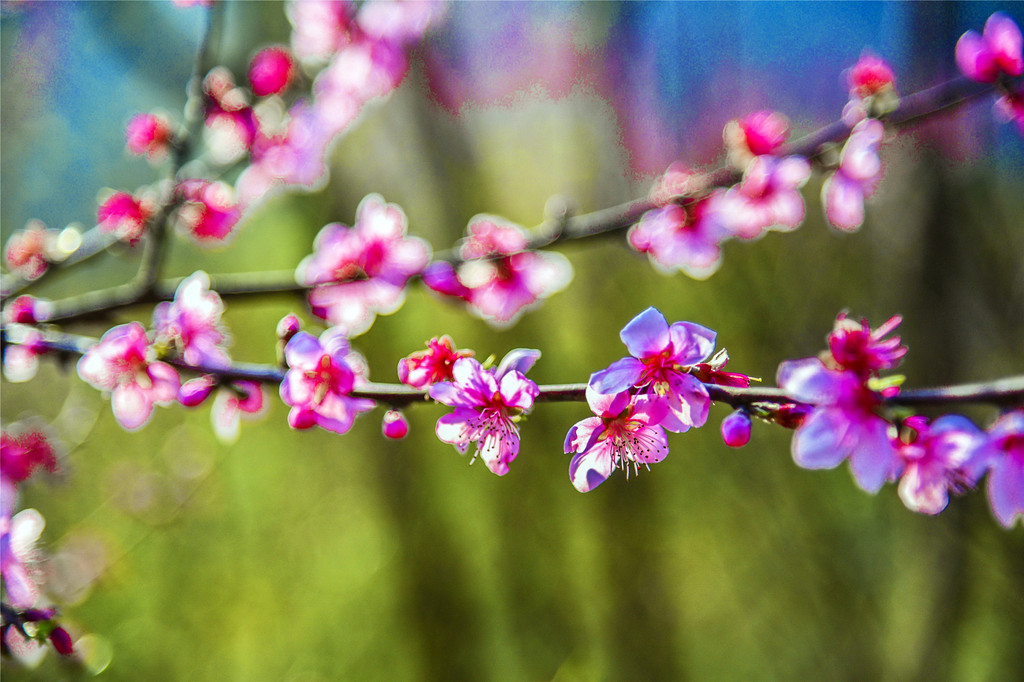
xmin=619 ymin=307 xmax=670 ymax=358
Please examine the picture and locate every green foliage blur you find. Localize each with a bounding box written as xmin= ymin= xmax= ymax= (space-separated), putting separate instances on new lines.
xmin=2 ymin=2 xmax=1023 ymax=680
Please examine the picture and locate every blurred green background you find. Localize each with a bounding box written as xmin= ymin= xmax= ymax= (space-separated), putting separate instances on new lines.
xmin=2 ymin=2 xmax=1023 ymax=680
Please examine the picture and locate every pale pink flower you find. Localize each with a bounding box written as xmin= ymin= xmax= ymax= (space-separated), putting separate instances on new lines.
xmin=972 ymin=409 xmax=1024 ymax=528
xmin=97 ymin=191 xmax=154 ymax=245
xmin=174 ymin=179 xmax=241 ymax=244
xmin=822 ymin=118 xmax=885 ymax=232
xmin=720 ymin=155 xmax=811 ymax=239
xmin=429 ymin=351 xmax=540 ymax=476
xmin=4 ymin=220 xmax=52 ymax=280
xmin=297 ymin=194 xmax=431 ymax=336
xmin=628 ymin=192 xmax=730 ymax=280
xmin=211 ymin=381 xmax=267 ymax=445
xmin=77 ymin=322 xmax=181 ymax=431
xmin=152 ymin=271 xmax=230 ymax=367
xmin=286 ymin=0 xmax=356 ymax=66
xmin=280 ymin=328 xmax=375 ymax=433
xmin=590 ymin=307 xmax=716 ymax=433
xmin=423 ymin=217 xmax=572 ymax=326
xmin=2 ymin=328 xmax=46 ymax=383
xmin=564 ymin=386 xmax=669 ymax=492
xmin=955 ymin=12 xmax=1023 ymax=83
xmin=894 ymin=415 xmax=983 ymax=515
xmin=398 ymin=335 xmax=473 ymax=389
xmin=0 ymin=508 xmax=45 ymax=609
xmin=125 ymin=112 xmax=174 ymax=159
xmin=249 ymin=46 xmax=296 ymax=97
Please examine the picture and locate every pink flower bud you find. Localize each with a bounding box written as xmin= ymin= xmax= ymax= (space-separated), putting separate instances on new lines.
xmin=4 ymin=295 xmax=51 ymax=324
xmin=249 ymin=46 xmax=296 ymax=97
xmin=276 ymin=313 xmax=302 ymax=342
xmin=5 ymin=220 xmax=52 ymax=280
xmin=48 ymin=627 xmax=74 ymax=656
xmin=382 ymin=410 xmax=410 ymax=439
xmin=98 ymin=191 xmax=153 ymax=245
xmin=737 ymin=110 xmax=790 ymax=157
xmin=125 ymin=112 xmax=174 ymax=159
xmin=721 ymin=410 xmax=752 ymax=448
xmin=848 ymin=52 xmax=896 ymax=99
xmin=179 ymin=375 xmax=217 ymax=407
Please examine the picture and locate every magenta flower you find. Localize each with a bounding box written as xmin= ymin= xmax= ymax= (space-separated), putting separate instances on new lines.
xmin=297 ymin=194 xmax=431 ymax=336
xmin=429 ymin=351 xmax=540 ymax=476
xmin=720 ymin=154 xmax=811 ymax=239
xmin=564 ymin=386 xmax=669 ymax=492
xmin=3 ymin=295 xmax=52 ymax=325
xmin=894 ymin=415 xmax=983 ymax=515
xmin=4 ymin=220 xmax=52 ymax=281
xmin=848 ymin=51 xmax=897 ymax=99
xmin=826 ymin=313 xmax=907 ymax=378
xmin=721 ymin=410 xmax=752 ymax=448
xmin=973 ymin=409 xmax=1024 ymax=528
xmin=249 ymin=45 xmax=296 ymax=97
xmin=125 ymin=112 xmax=174 ymax=160
xmin=174 ymin=179 xmax=241 ymax=244
xmin=280 ymin=328 xmax=375 ymax=434
xmin=1 ymin=427 xmax=57 ymax=487
xmin=822 ymin=118 xmax=885 ymax=232
xmin=590 ymin=307 xmax=716 ymax=433
xmin=423 ymin=217 xmax=572 ymax=326
xmin=777 ymin=357 xmax=897 ymax=493
xmin=398 ymin=335 xmax=474 ymax=389
xmin=77 ymin=322 xmax=181 ymax=431
xmin=97 ymin=191 xmax=154 ymax=245
xmin=955 ymin=12 xmax=1023 ymax=83
xmin=153 ymin=271 xmax=230 ymax=368
xmin=382 ymin=409 xmax=410 ymax=439
xmin=628 ymin=192 xmax=730 ymax=280
xmin=723 ymin=110 xmax=791 ymax=167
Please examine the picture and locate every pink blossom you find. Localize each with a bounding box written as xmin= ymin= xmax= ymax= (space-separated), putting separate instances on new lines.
xmin=152 ymin=271 xmax=230 ymax=367
xmin=723 ymin=110 xmax=791 ymax=167
xmin=955 ymin=12 xmax=1023 ymax=83
xmin=77 ymin=322 xmax=181 ymax=431
xmin=97 ymin=191 xmax=154 ymax=245
xmin=382 ymin=409 xmax=410 ymax=439
xmin=125 ymin=112 xmax=174 ymax=159
xmin=628 ymin=192 xmax=730 ymax=280
xmin=822 ymin=118 xmax=884 ymax=232
xmin=211 ymin=381 xmax=267 ymax=444
xmin=398 ymin=335 xmax=473 ymax=389
xmin=721 ymin=410 xmax=752 ymax=448
xmin=995 ymin=88 xmax=1024 ymax=135
xmin=590 ymin=307 xmax=716 ymax=433
xmin=777 ymin=357 xmax=897 ymax=493
xmin=174 ymin=179 xmax=241 ymax=244
xmin=3 ymin=296 xmax=51 ymax=325
xmin=429 ymin=351 xmax=540 ymax=476
xmin=286 ymin=0 xmax=356 ymax=66
xmin=826 ymin=313 xmax=907 ymax=378
xmin=297 ymin=194 xmax=431 ymax=336
xmin=564 ymin=386 xmax=669 ymax=492
xmin=894 ymin=415 xmax=983 ymax=515
xmin=280 ymin=328 xmax=375 ymax=434
xmin=847 ymin=51 xmax=896 ymax=99
xmin=691 ymin=349 xmax=752 ymax=388
xmin=249 ymin=46 xmax=296 ymax=97
xmin=973 ymin=409 xmax=1024 ymax=528
xmin=1 ymin=427 xmax=57 ymax=487
xmin=2 ymin=327 xmax=46 ymax=383
xmin=4 ymin=220 xmax=52 ymax=280
xmin=720 ymin=155 xmax=811 ymax=239
xmin=423 ymin=217 xmax=572 ymax=326
xmin=0 ymin=508 xmax=45 ymax=609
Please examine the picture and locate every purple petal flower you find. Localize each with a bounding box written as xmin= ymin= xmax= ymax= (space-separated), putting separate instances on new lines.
xmin=565 ymin=387 xmax=669 ymax=492
xmin=956 ymin=12 xmax=1023 ymax=83
xmin=628 ymin=195 xmax=730 ymax=280
xmin=822 ymin=118 xmax=884 ymax=232
xmin=973 ymin=410 xmax=1024 ymax=528
xmin=720 ymin=155 xmax=811 ymax=239
xmin=430 ymin=356 xmax=539 ymax=476
xmin=895 ymin=415 xmax=983 ymax=515
xmin=153 ymin=271 xmax=231 ymax=368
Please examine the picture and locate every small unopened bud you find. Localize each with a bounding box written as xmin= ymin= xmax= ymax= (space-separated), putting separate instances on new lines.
xmin=248 ymin=46 xmax=296 ymax=97
xmin=774 ymin=403 xmax=812 ymax=429
xmin=721 ymin=409 xmax=752 ymax=448
xmin=179 ymin=376 xmax=216 ymax=407
xmin=382 ymin=410 xmax=409 ymax=440
xmin=276 ymin=314 xmax=301 ymax=342
xmin=48 ymin=626 xmax=74 ymax=656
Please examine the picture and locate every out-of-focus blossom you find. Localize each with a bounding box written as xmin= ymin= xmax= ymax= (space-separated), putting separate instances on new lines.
xmin=826 ymin=313 xmax=906 ymax=378
xmin=125 ymin=112 xmax=174 ymax=160
xmin=1 ymin=427 xmax=57 ymax=487
xmin=972 ymin=409 xmax=1024 ymax=528
xmin=97 ymin=191 xmax=154 ymax=245
xmin=398 ymin=335 xmax=473 ymax=389
xmin=4 ymin=220 xmax=52 ymax=280
xmin=429 ymin=350 xmax=540 ymax=476
xmin=203 ymin=67 xmax=259 ymax=165
xmin=590 ymin=307 xmax=716 ymax=433
xmin=894 ymin=415 xmax=983 ymax=515
xmin=3 ymin=296 xmax=51 ymax=325
xmin=77 ymin=322 xmax=181 ymax=431
xmin=822 ymin=118 xmax=884 ymax=232
xmin=719 ymin=155 xmax=811 ymax=239
xmin=723 ymin=110 xmax=790 ymax=167
xmin=297 ymin=194 xmax=431 ymax=336
xmin=564 ymin=386 xmax=669 ymax=492
xmin=153 ymin=271 xmax=230 ymax=368
xmin=422 ymin=217 xmax=572 ymax=326
xmin=174 ymin=179 xmax=241 ymax=244
xmin=721 ymin=409 xmax=752 ymax=448
xmin=286 ymin=0 xmax=356 ymax=66
xmin=0 ymin=508 xmax=45 ymax=609
xmin=178 ymin=375 xmax=217 ymax=407
xmin=777 ymin=357 xmax=897 ymax=493
xmin=955 ymin=12 xmax=1023 ymax=83
xmin=995 ymin=88 xmax=1024 ymax=135
xmin=280 ymin=328 xmax=375 ymax=433
xmin=628 ymin=192 xmax=730 ymax=280
xmin=382 ymin=409 xmax=409 ymax=439
xmin=2 ymin=328 xmax=46 ymax=383
xmin=249 ymin=46 xmax=297 ymax=97
xmin=211 ymin=381 xmax=267 ymax=444
xmin=843 ymin=52 xmax=898 ymax=125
